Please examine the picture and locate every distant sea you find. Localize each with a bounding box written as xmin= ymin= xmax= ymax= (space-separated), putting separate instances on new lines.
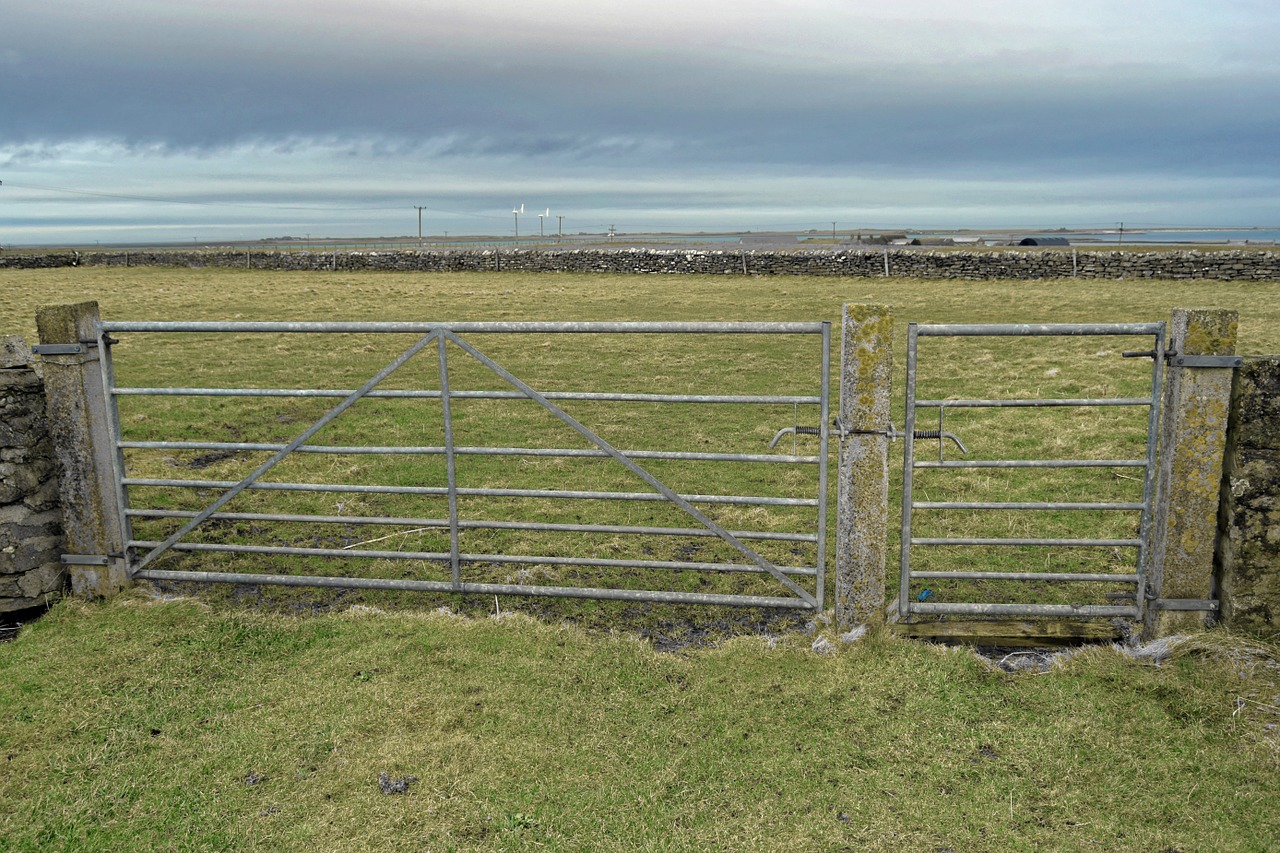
xmin=1065 ymin=229 xmax=1280 ymax=245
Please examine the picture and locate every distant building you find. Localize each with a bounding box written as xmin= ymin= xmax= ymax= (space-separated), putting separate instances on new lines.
xmin=1018 ymin=236 xmax=1071 ymax=246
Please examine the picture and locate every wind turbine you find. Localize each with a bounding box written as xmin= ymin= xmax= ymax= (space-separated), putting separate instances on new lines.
xmin=538 ymin=208 xmax=549 ymax=238
xmin=513 ymin=203 xmax=524 ymax=239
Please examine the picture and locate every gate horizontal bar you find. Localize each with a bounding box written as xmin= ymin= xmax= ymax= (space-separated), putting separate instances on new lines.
xmin=126 ymin=508 xmax=818 ymax=543
xmin=915 ymin=459 xmax=1146 ymax=469
xmin=128 ymin=539 xmax=818 ymax=576
xmin=911 ymin=571 xmax=1140 ymax=583
xmin=122 ymin=477 xmax=818 ymax=506
xmin=911 ymin=537 xmax=1141 ymax=547
xmin=912 ymin=501 xmax=1144 ymax=511
xmin=102 ymin=320 xmax=828 ymax=335
xmin=909 ymin=602 xmax=1138 ymax=617
xmin=132 ymin=568 xmax=816 ymax=609
xmin=113 ymin=386 xmax=822 ymax=405
xmin=914 ymin=323 xmax=1163 ymax=337
xmin=119 ymin=440 xmax=820 ymax=465
xmin=914 ymin=397 xmax=1152 ymax=408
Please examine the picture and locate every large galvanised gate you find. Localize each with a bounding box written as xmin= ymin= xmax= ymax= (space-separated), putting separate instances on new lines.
xmin=98 ymin=321 xmax=830 ymax=611
xmin=897 ymin=322 xmax=1166 ymax=623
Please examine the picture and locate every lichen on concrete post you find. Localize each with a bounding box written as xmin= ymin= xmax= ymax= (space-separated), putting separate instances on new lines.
xmin=835 ymin=304 xmax=893 ymax=628
xmin=1144 ymin=308 xmax=1238 ymax=639
xmin=35 ymin=302 xmax=128 ymax=598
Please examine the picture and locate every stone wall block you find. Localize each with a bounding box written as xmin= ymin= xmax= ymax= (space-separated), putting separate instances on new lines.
xmin=1217 ymin=357 xmax=1280 ymax=634
xmin=0 ymin=336 xmax=66 ymax=612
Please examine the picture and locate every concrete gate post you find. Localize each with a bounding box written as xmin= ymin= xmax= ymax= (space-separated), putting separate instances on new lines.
xmin=35 ymin=302 xmax=129 ymax=598
xmin=835 ymin=304 xmax=893 ymax=628
xmin=1144 ymin=308 xmax=1238 ymax=639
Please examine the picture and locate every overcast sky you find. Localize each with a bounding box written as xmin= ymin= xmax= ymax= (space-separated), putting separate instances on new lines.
xmin=3 ymin=0 xmax=1278 ymax=243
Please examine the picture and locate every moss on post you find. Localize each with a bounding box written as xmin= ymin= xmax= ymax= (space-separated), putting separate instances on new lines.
xmin=835 ymin=304 xmax=893 ymax=628
xmin=1144 ymin=308 xmax=1237 ymax=639
xmin=35 ymin=302 xmax=128 ymax=599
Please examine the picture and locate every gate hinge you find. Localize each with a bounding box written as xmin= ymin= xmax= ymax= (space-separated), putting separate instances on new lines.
xmin=1168 ymin=355 xmax=1242 ymax=369
xmin=1148 ymin=598 xmax=1219 ymax=612
xmin=32 ymin=343 xmax=85 ymax=356
xmin=61 ymin=554 xmax=110 ymax=566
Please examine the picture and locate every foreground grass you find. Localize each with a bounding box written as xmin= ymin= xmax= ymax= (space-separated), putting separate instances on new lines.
xmin=2 ymin=596 xmax=1278 ymax=851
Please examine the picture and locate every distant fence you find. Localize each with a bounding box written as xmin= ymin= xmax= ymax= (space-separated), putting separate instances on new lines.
xmin=2 ymin=248 xmax=1280 ymax=280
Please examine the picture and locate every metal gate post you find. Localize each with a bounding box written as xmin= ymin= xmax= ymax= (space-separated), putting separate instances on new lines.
xmin=1144 ymin=308 xmax=1239 ymax=639
xmin=835 ymin=304 xmax=893 ymax=627
xmin=35 ymin=302 xmax=128 ymax=598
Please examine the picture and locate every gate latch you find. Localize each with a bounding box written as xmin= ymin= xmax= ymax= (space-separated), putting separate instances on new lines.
xmin=771 ymin=421 xmax=968 ymax=455
xmin=1123 ymin=350 xmax=1242 ymax=368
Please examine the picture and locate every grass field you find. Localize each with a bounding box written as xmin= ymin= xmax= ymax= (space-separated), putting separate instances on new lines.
xmin=3 ymin=267 xmax=1280 ymax=849
xmin=2 ymin=596 xmax=1279 ymax=851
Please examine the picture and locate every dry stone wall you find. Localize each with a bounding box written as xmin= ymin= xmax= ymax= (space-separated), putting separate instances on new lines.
xmin=1217 ymin=357 xmax=1280 ymax=634
xmin=2 ymin=248 xmax=1279 ymax=280
xmin=0 ymin=337 xmax=65 ymax=612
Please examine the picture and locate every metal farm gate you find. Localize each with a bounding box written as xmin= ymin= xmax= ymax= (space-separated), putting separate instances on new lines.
xmin=96 ymin=321 xmax=831 ymax=611
xmin=897 ymin=322 xmax=1166 ymax=623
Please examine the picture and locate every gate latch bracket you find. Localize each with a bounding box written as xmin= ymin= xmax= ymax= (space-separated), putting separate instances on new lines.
xmin=61 ymin=554 xmax=110 ymax=566
xmin=1169 ymin=355 xmax=1243 ymax=368
xmin=32 ymin=343 xmax=84 ymax=356
xmin=1148 ymin=598 xmax=1220 ymax=612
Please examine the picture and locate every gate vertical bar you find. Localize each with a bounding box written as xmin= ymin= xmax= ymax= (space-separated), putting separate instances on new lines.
xmin=898 ymin=322 xmax=919 ymax=620
xmin=1134 ymin=322 xmax=1165 ymax=621
xmin=437 ymin=334 xmax=462 ymax=588
xmin=816 ymin=320 xmax=831 ymax=610
xmin=95 ymin=324 xmax=134 ymax=578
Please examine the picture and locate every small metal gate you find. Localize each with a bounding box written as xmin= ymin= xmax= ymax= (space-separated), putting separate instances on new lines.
xmin=898 ymin=322 xmax=1166 ymax=622
xmin=98 ymin=320 xmax=830 ymax=611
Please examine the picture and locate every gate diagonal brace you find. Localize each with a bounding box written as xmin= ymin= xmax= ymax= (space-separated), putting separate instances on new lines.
xmin=131 ymin=329 xmax=443 ymax=574
xmin=444 ymin=330 xmax=817 ymax=607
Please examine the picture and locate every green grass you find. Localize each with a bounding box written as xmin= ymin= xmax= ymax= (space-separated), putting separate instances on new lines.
xmin=1 ymin=595 xmax=1278 ymax=851
xmin=4 ymin=267 xmax=1280 ymax=619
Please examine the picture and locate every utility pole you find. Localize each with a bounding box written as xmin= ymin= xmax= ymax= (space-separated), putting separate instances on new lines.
xmin=414 ymin=206 xmax=426 ymax=243
xmin=1118 ymin=222 xmax=1124 ymax=245
xmin=832 ymin=221 xmax=837 ymax=242
xmin=557 ymin=215 xmax=563 ymax=240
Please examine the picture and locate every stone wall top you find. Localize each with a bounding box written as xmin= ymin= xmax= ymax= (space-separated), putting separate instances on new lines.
xmin=2 ymin=247 xmax=1279 ymax=280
